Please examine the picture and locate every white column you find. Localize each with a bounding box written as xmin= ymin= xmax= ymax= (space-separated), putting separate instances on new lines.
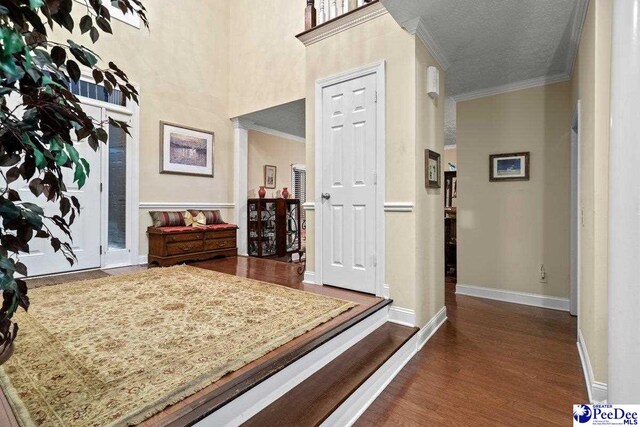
xmin=609 ymin=0 xmax=640 ymax=404
xmin=232 ymin=118 xmax=249 ymax=256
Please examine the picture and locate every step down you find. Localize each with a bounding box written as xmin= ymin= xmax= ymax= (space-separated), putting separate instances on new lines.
xmin=242 ymin=322 xmax=419 ymax=427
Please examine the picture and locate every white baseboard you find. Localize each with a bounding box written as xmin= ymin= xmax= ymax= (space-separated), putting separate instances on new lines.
xmin=418 ymin=306 xmax=447 ymax=350
xmin=456 ymin=284 xmax=570 ymax=311
xmin=321 ymin=332 xmax=419 ymax=427
xmin=383 ymin=284 xmax=390 ymax=299
xmin=138 ymin=255 xmax=148 ymax=265
xmin=577 ymin=329 xmax=608 ymax=403
xmin=303 ymin=271 xmax=317 ymax=285
xmin=388 ymin=306 xmax=416 ymax=327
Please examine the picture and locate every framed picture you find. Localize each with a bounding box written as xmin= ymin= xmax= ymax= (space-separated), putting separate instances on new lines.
xmin=489 ymin=152 xmax=530 ymax=181
xmin=264 ymin=165 xmax=277 ymax=189
xmin=426 ymin=149 xmax=441 ymax=188
xmin=160 ymin=122 xmax=214 ymax=177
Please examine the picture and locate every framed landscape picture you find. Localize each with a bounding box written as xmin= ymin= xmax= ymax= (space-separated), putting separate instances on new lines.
xmin=160 ymin=122 xmax=214 ymax=177
xmin=489 ymin=152 xmax=530 ymax=182
xmin=264 ymin=165 xmax=277 ymax=189
xmin=426 ymin=149 xmax=441 ymax=188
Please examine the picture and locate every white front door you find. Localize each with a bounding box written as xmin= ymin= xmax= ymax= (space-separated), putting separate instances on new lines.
xmin=321 ymin=73 xmax=377 ymax=294
xmin=17 ymin=105 xmax=103 ymax=276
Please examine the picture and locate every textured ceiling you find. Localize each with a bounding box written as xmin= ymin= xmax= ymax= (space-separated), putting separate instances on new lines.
xmin=382 ymin=0 xmax=585 ymax=98
xmin=240 ymin=99 xmax=306 ymax=139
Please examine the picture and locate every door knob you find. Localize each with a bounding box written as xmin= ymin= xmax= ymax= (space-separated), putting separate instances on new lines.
xmin=321 ymin=193 xmax=331 ymax=200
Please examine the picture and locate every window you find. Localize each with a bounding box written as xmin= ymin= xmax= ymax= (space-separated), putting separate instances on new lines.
xmin=108 ymin=124 xmax=127 ymax=250
xmin=106 ymin=0 xmax=141 ymax=28
xmin=292 ymin=165 xmax=306 ymax=204
xmin=69 ymin=79 xmax=126 ymax=106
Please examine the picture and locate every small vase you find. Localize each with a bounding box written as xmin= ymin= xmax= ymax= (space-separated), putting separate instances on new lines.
xmin=258 ymin=186 xmax=266 ymax=199
xmin=282 ymin=188 xmax=290 ymax=199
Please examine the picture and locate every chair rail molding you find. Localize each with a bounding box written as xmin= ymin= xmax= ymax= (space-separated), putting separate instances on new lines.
xmin=138 ymin=202 xmax=235 ymax=210
xmin=384 ymin=202 xmax=414 ymax=212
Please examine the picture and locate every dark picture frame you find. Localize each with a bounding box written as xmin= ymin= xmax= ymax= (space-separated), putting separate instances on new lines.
xmin=264 ymin=165 xmax=277 ymax=189
xmin=489 ymin=152 xmax=530 ymax=182
xmin=159 ymin=121 xmax=215 ymax=177
xmin=426 ymin=149 xmax=441 ymax=188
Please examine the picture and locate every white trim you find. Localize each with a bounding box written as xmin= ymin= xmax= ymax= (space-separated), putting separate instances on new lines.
xmin=452 ymin=72 xmax=571 ymax=103
xmin=570 ymin=100 xmax=582 ymax=318
xmin=444 ymin=144 xmax=457 ymax=151
xmin=403 ymin=17 xmax=450 ymax=71
xmin=417 ymin=306 xmax=447 ymax=350
xmin=578 ymin=329 xmax=608 ymax=403
xmin=384 ymin=202 xmax=414 ymax=212
xmin=383 ymin=283 xmax=390 ymax=299
xmin=232 ymin=118 xmax=249 ymax=256
xmin=456 ymin=284 xmax=570 ymax=311
xmin=297 ymin=2 xmax=388 ymax=46
xmin=566 ymin=0 xmax=590 ymax=78
xmin=303 ymin=270 xmax=317 ymax=285
xmin=247 ymin=123 xmax=305 ymax=144
xmin=315 ymin=61 xmax=386 ymax=298
xmin=302 ymin=202 xmax=316 ymax=211
xmin=137 ymin=255 xmax=148 ymax=265
xmin=388 ymin=306 xmax=416 ymax=327
xmin=196 ymin=306 xmax=389 ymax=426
xmin=103 ymin=0 xmax=141 ymax=28
xmin=139 ymin=202 xmax=235 ymax=210
xmin=320 ymin=332 xmax=419 ymax=427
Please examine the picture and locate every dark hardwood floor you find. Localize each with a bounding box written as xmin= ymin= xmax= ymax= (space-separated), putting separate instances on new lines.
xmin=355 ymin=277 xmax=588 ymax=427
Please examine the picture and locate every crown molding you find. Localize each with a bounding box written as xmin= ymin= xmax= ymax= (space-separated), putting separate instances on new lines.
xmin=403 ymin=17 xmax=450 ymax=71
xmin=296 ymin=1 xmax=388 ymax=46
xmin=452 ymin=72 xmax=571 ymax=103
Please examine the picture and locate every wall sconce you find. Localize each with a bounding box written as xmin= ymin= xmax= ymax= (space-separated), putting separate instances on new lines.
xmin=427 ymin=66 xmax=440 ymax=99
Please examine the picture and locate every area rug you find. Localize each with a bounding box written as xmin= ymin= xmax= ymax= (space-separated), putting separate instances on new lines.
xmin=0 ymin=265 xmax=356 ymax=427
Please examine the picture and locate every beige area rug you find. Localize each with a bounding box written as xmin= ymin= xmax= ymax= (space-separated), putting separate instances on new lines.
xmin=0 ymin=265 xmax=356 ymax=427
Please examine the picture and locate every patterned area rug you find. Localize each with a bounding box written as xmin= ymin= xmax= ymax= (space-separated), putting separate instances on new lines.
xmin=0 ymin=265 xmax=356 ymax=426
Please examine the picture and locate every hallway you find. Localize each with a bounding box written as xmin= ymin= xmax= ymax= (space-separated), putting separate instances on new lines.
xmin=356 ymin=279 xmax=587 ymax=426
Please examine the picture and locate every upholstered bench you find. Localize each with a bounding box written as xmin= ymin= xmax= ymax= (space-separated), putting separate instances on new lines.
xmin=147 ymin=223 xmax=238 ymax=267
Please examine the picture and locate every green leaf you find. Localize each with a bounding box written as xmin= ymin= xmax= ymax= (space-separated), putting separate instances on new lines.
xmin=28 ymin=0 xmax=44 ymax=10
xmin=80 ymin=158 xmax=90 ymax=176
xmin=80 ymin=16 xmax=93 ymax=34
xmin=33 ymin=149 xmax=46 ymax=169
xmin=66 ymin=60 xmax=81 ymax=82
xmin=51 ymin=46 xmax=66 ymax=68
xmin=73 ymin=165 xmax=86 ymax=188
xmin=55 ymin=150 xmax=69 ymax=166
xmin=66 ymin=144 xmax=80 ymax=163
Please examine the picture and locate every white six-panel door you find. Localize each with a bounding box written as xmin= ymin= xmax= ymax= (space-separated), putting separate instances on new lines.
xmin=321 ymin=73 xmax=377 ymax=294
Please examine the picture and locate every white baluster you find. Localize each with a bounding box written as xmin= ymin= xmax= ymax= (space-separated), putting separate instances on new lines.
xmin=318 ymin=0 xmax=326 ymax=24
xmin=357 ymin=0 xmax=365 ymax=7
xmin=342 ymin=0 xmax=349 ymax=15
xmin=330 ymin=0 xmax=338 ymax=20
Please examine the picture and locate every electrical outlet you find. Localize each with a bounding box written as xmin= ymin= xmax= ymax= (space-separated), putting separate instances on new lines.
xmin=539 ymin=264 xmax=548 ymax=283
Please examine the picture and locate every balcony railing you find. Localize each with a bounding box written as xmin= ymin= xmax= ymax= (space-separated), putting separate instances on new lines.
xmin=305 ymin=0 xmax=375 ymax=31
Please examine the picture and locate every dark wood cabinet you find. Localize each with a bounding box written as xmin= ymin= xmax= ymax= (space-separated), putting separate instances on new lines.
xmin=248 ymin=199 xmax=301 ymax=258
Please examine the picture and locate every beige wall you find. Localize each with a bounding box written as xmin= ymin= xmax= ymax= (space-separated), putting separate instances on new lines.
xmin=53 ymin=2 xmax=235 ymax=255
xmin=572 ymin=0 xmax=613 ymax=384
xmin=414 ymin=41 xmax=446 ymax=326
xmin=305 ymin=12 xmax=445 ymax=325
xmin=247 ymin=130 xmax=306 ymax=198
xmin=228 ymin=0 xmax=306 ymax=117
xmin=444 ymin=147 xmax=457 ymax=171
xmin=457 ymin=81 xmax=573 ymax=299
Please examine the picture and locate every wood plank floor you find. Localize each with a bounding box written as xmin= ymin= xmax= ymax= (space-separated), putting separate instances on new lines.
xmin=355 ymin=278 xmax=588 ymax=427
xmin=1 ymin=257 xmax=382 ymax=427
xmin=244 ymin=323 xmax=419 ymax=427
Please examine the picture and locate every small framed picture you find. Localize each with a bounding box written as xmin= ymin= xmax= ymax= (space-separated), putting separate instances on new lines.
xmin=160 ymin=122 xmax=214 ymax=177
xmin=426 ymin=149 xmax=441 ymax=188
xmin=264 ymin=165 xmax=277 ymax=189
xmin=489 ymin=152 xmax=530 ymax=181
